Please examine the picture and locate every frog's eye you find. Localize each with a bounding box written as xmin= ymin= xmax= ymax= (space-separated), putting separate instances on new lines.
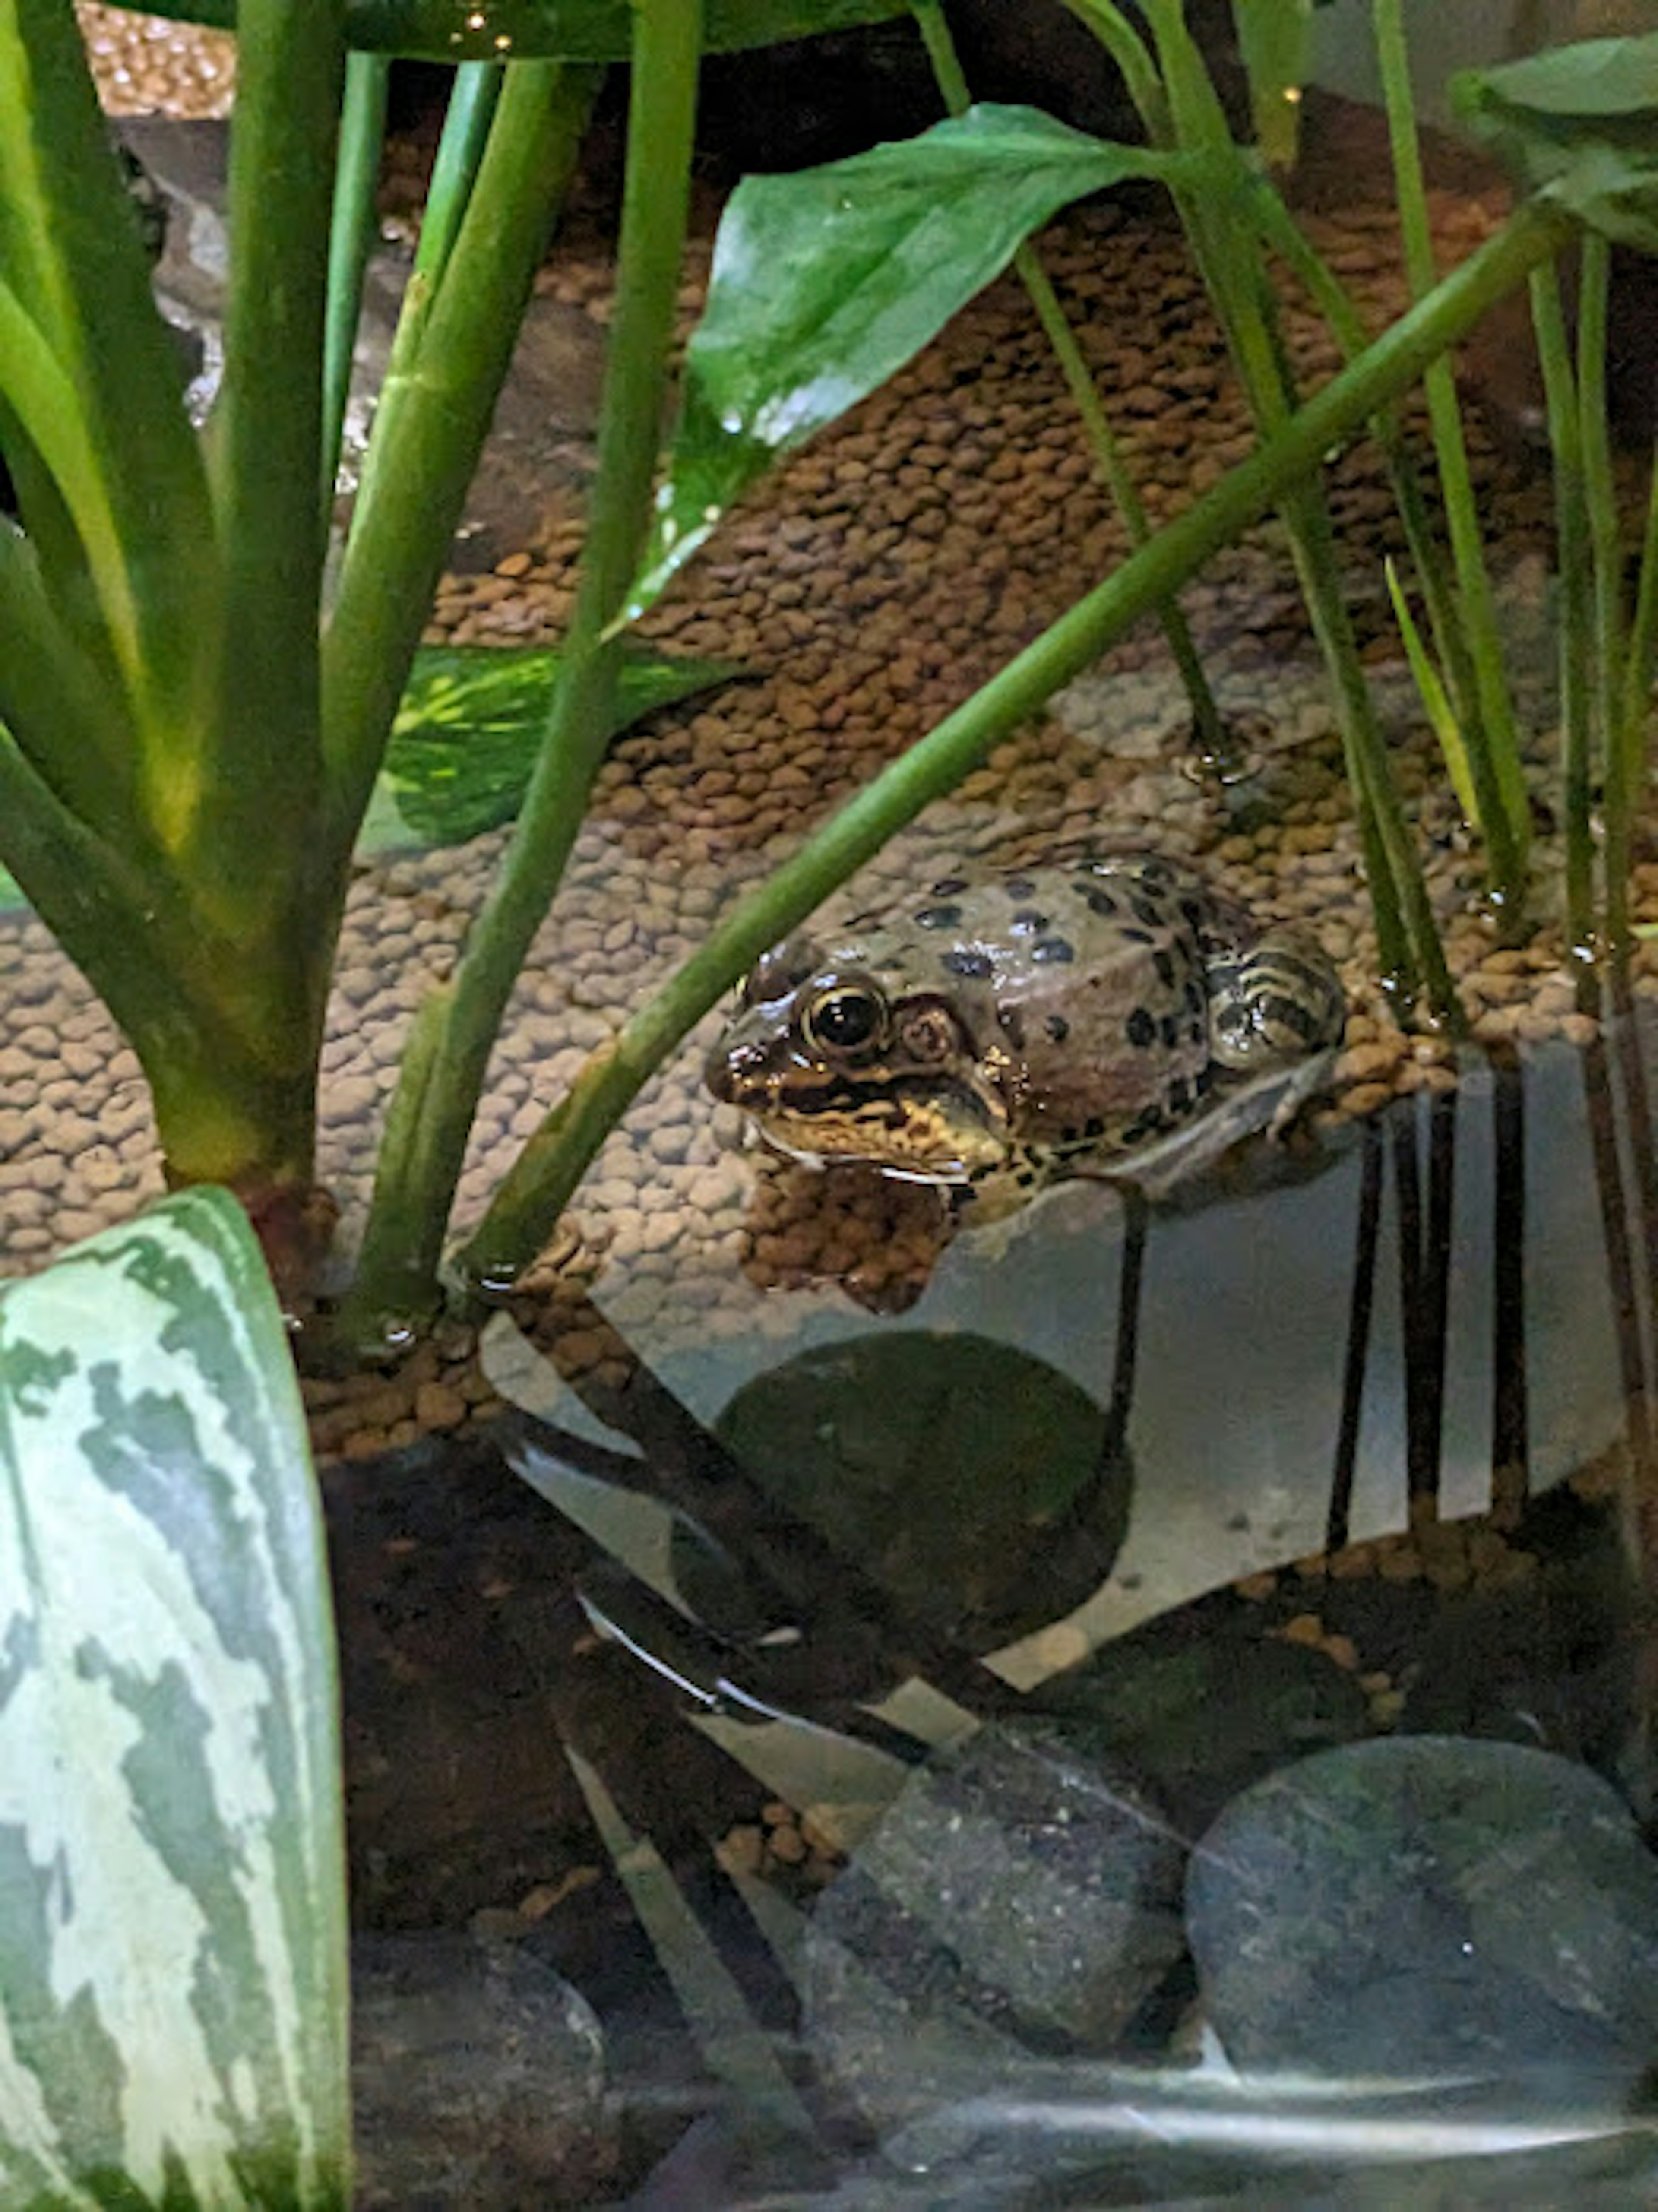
xmin=801 ymin=982 xmax=889 ymax=1060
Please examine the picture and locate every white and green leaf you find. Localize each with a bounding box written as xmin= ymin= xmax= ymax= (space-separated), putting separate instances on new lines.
xmin=0 ymin=1188 xmax=349 ymax=2209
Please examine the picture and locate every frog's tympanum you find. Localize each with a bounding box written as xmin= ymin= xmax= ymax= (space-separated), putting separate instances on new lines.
xmin=706 ymin=851 xmax=1346 ymax=1202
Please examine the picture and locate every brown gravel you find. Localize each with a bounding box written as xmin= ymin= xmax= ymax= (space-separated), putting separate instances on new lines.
xmin=79 ymin=4 xmax=235 ymax=115
xmin=6 ymin=43 xmax=1657 ymax=1463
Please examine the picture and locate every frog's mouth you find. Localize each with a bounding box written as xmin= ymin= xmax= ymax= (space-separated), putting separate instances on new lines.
xmin=734 ymin=1077 xmax=1010 ymax=1182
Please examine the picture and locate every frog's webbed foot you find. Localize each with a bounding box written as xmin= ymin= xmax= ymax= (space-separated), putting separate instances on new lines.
xmin=1116 ymin=1046 xmax=1337 ymax=1200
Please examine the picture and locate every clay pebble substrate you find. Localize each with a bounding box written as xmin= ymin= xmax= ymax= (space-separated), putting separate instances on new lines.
xmin=78 ymin=3 xmax=235 ymax=116
xmin=6 ymin=180 xmax=1658 ymax=1437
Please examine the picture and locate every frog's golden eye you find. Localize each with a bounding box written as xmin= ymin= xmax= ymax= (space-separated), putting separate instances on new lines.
xmin=801 ymin=982 xmax=889 ymax=1060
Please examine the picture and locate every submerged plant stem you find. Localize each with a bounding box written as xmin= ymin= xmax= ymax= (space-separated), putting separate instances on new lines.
xmin=459 ymin=203 xmax=1565 ymax=1285
xmin=342 ymin=0 xmax=704 ymax=1332
xmin=1580 ymin=235 xmax=1632 ymax=951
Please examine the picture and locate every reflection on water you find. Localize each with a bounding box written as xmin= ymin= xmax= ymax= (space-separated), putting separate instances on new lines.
xmin=414 ymin=1008 xmax=1658 ymax=2203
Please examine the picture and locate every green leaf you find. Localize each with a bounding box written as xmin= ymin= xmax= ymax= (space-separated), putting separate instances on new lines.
xmin=0 ymin=1190 xmax=350 ymax=2208
xmin=1232 ymin=0 xmax=1315 ymax=170
xmin=1451 ymin=34 xmax=1658 ymax=254
xmin=358 ymin=639 xmax=744 ymax=851
xmin=713 ymin=1330 xmax=1126 ymax=1651
xmin=122 ymin=0 xmax=909 ymax=61
xmin=629 ymin=104 xmax=1224 ymax=618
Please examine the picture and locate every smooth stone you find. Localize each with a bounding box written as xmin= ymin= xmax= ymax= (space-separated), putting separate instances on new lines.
xmin=803 ymin=1716 xmax=1187 ymax=2136
xmin=1187 ymin=1735 xmax=1658 ymax=2095
xmin=1035 ymin=1604 xmax=1371 ymax=1836
xmin=352 ymin=1929 xmax=616 ymax=2206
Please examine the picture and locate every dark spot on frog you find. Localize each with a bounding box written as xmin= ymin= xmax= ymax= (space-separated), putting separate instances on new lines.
xmin=1167 ymin=1075 xmax=1193 ymax=1114
xmin=915 ymin=902 xmax=962 ymax=929
xmin=1118 ymin=926 xmax=1153 ymax=947
xmin=930 ymin=876 xmax=967 ymax=896
xmin=1082 ymin=1114 xmax=1106 ymax=1139
xmin=944 ymin=947 xmax=993 ymax=980
xmin=1125 ymin=1006 xmax=1157 ymax=1049
xmin=1153 ymin=949 xmax=1176 ymax=990
xmin=1193 ymin=1063 xmax=1214 ymax=1096
xmin=1004 ymin=877 xmax=1037 ymax=902
xmin=1181 ymin=898 xmax=1206 ymax=931
xmin=1188 ymin=1015 xmax=1206 ymax=1047
xmin=1159 ymin=1012 xmax=1180 ymax=1050
xmin=1130 ymin=895 xmax=1165 ymax=930
xmin=1086 ymin=888 xmax=1118 ymax=918
xmin=1183 ymin=977 xmax=1204 ymax=1015
xmin=1009 ymin=909 xmax=1049 ymax=934
xmin=1032 ymin=937 xmax=1075 ymax=964
xmin=1044 ymin=1013 xmax=1070 ymax=1044
xmin=999 ymin=1004 xmax=1027 ymax=1049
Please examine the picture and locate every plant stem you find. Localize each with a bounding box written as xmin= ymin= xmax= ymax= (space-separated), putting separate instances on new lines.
xmin=196 ymin=0 xmax=342 ymax=938
xmin=1579 ymin=233 xmax=1632 ymax=949
xmin=322 ymin=51 xmax=389 ymax=535
xmin=1141 ymin=0 xmax=1440 ymax=1000
xmin=341 ymin=0 xmax=704 ymax=1332
xmin=458 ymin=199 xmax=1566 ymax=1286
xmin=1373 ymin=0 xmax=1530 ymax=900
xmin=910 ymin=0 xmax=1236 ymax=772
xmin=320 ymin=60 xmax=597 ymax=861
xmin=1620 ymin=437 xmax=1658 ymax=844
xmin=415 ymin=61 xmax=505 ymax=291
xmin=1530 ymin=260 xmax=1595 ymax=966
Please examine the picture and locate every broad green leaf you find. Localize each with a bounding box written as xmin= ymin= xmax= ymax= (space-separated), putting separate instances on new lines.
xmin=628 ymin=105 xmax=1225 ymax=618
xmin=0 ymin=1190 xmax=350 ymax=2209
xmin=0 ymin=0 xmax=215 ymax=742
xmin=1452 ymin=34 xmax=1658 ymax=254
xmin=358 ymin=640 xmax=745 ymax=851
xmin=713 ymin=1331 xmax=1126 ymax=1651
xmin=124 ymin=0 xmax=909 ymax=61
xmin=1232 ymin=0 xmax=1315 ymax=170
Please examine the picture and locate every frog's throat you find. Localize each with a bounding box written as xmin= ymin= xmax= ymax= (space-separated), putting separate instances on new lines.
xmin=746 ymin=1078 xmax=1010 ymax=1181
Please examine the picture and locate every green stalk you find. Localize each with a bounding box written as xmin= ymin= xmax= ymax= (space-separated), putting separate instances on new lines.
xmin=339 ymin=0 xmax=704 ymax=1333
xmin=1248 ymin=185 xmax=1486 ymax=800
xmin=457 ymin=200 xmax=1566 ymax=1288
xmin=0 ymin=519 xmax=138 ymax=827
xmin=416 ymin=62 xmax=505 ymax=290
xmin=911 ymin=0 xmax=1236 ymax=773
xmin=1140 ymin=0 xmax=1440 ymax=1000
xmin=1620 ymin=439 xmax=1658 ymax=818
xmin=1579 ymin=233 xmax=1632 ymax=949
xmin=1054 ymin=0 xmax=1170 ymax=140
xmin=194 ymin=0 xmax=343 ymax=930
xmin=320 ymin=61 xmax=596 ymax=863
xmin=322 ymin=51 xmax=390 ymax=533
xmin=1530 ymin=260 xmax=1595 ymax=965
xmin=1373 ymin=0 xmax=1530 ymax=898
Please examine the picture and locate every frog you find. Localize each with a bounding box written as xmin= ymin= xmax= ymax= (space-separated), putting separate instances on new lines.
xmin=704 ymin=849 xmax=1347 ymax=1204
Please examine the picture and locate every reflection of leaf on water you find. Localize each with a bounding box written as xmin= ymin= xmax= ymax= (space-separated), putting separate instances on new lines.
xmin=712 ymin=1329 xmax=1130 ymax=1652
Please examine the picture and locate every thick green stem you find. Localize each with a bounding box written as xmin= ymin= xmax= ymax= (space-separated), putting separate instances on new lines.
xmin=1530 ymin=262 xmax=1595 ymax=966
xmin=196 ymin=0 xmax=342 ymax=932
xmin=1373 ymin=0 xmax=1530 ymax=898
xmin=320 ymin=61 xmax=597 ymax=862
xmin=322 ymin=51 xmax=390 ymax=534
xmin=340 ymin=0 xmax=704 ymax=1332
xmin=457 ymin=201 xmax=1566 ymax=1286
xmin=1620 ymin=439 xmax=1658 ymax=847
xmin=911 ymin=0 xmax=1234 ymax=770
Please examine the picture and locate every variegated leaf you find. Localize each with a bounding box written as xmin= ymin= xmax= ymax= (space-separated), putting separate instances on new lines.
xmin=0 ymin=1188 xmax=349 ymax=2209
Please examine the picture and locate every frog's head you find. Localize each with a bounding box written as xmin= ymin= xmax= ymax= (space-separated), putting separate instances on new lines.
xmin=705 ymin=932 xmax=1013 ymax=1181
